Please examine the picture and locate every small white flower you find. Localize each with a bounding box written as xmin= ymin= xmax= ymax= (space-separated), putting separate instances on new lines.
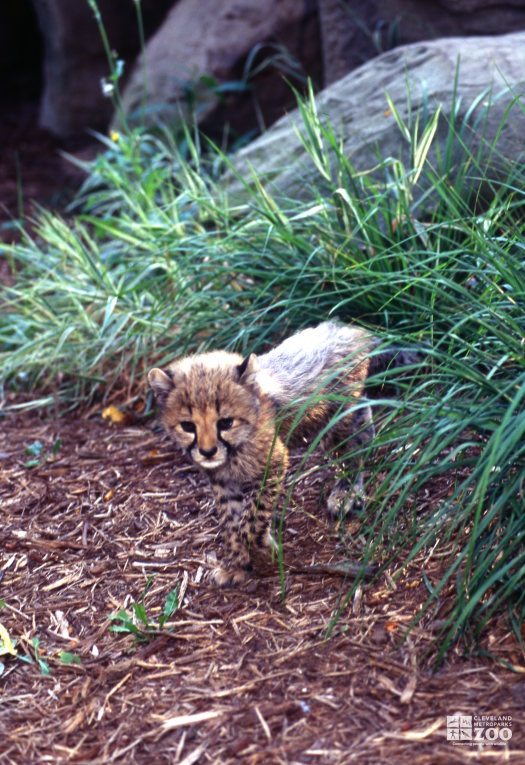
xmin=100 ymin=78 xmax=114 ymax=98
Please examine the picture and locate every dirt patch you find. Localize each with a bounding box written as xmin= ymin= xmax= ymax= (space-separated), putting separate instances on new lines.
xmin=0 ymin=102 xmax=94 ymax=235
xmin=1 ymin=405 xmax=523 ymax=764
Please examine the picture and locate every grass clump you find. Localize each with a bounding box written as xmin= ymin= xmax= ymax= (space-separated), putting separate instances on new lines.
xmin=0 ymin=79 xmax=523 ymax=660
xmin=109 ymin=577 xmax=181 ymax=646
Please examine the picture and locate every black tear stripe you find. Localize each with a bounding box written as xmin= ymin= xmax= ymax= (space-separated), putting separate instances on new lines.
xmin=215 ymin=397 xmax=221 ymax=414
xmin=218 ymin=433 xmax=237 ymax=455
xmin=218 ymin=495 xmax=244 ymax=506
xmin=226 ymin=494 xmax=244 ymax=504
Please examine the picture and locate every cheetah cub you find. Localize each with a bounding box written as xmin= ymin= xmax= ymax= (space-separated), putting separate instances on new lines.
xmin=148 ymin=322 xmax=412 ymax=586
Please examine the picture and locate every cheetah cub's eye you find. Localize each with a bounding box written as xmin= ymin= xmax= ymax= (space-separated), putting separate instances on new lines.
xmin=180 ymin=421 xmax=196 ymax=434
xmin=217 ymin=417 xmax=234 ymax=431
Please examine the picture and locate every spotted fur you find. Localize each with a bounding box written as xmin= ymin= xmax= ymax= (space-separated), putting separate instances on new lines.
xmin=148 ymin=322 xmax=414 ymax=585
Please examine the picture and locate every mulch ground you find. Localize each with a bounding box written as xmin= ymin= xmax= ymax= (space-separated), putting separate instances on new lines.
xmin=1 ymin=403 xmax=524 ymax=765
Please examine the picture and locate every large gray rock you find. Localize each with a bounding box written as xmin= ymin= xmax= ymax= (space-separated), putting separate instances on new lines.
xmin=225 ymin=32 xmax=525 ymax=200
xmin=117 ymin=0 xmax=320 ymax=133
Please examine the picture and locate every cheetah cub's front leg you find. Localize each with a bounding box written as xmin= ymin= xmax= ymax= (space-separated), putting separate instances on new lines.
xmin=325 ymin=403 xmax=376 ymax=518
xmin=209 ymin=478 xmax=277 ymax=587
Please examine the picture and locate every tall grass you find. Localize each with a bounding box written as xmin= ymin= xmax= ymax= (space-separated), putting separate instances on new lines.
xmin=1 ymin=80 xmax=523 ymax=659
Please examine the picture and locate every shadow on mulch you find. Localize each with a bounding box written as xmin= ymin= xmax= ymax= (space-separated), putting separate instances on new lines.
xmin=0 ymin=101 xmax=95 ymax=243
xmin=1 ymin=405 xmax=524 ymax=764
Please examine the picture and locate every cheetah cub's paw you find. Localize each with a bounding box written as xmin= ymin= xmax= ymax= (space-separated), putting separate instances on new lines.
xmin=209 ymin=566 xmax=251 ymax=587
xmin=326 ymin=475 xmax=366 ymax=518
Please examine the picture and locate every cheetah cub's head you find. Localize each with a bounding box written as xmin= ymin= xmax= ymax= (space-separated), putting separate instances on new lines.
xmin=148 ymin=351 xmax=260 ymax=471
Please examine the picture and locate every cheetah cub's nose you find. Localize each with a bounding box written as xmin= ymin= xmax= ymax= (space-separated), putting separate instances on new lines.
xmin=199 ymin=445 xmax=218 ymax=458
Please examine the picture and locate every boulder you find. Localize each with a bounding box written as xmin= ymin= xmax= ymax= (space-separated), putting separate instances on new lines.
xmin=317 ymin=0 xmax=383 ymax=86
xmin=319 ymin=0 xmax=525 ymax=87
xmin=31 ymin=0 xmax=175 ymax=136
xmin=116 ymin=0 xmax=321 ymax=134
xmin=224 ymin=32 xmax=525 ymax=201
xmin=118 ymin=0 xmax=525 ymax=137
xmin=27 ymin=0 xmax=525 ymax=140
xmin=374 ymin=0 xmax=525 ymax=40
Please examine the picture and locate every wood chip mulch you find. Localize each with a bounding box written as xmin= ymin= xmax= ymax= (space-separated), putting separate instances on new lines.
xmin=1 ymin=407 xmax=524 ymax=764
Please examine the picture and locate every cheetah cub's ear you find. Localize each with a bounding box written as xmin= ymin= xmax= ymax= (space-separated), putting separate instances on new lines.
xmin=236 ymin=353 xmax=259 ymax=383
xmin=148 ymin=367 xmax=174 ymax=408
